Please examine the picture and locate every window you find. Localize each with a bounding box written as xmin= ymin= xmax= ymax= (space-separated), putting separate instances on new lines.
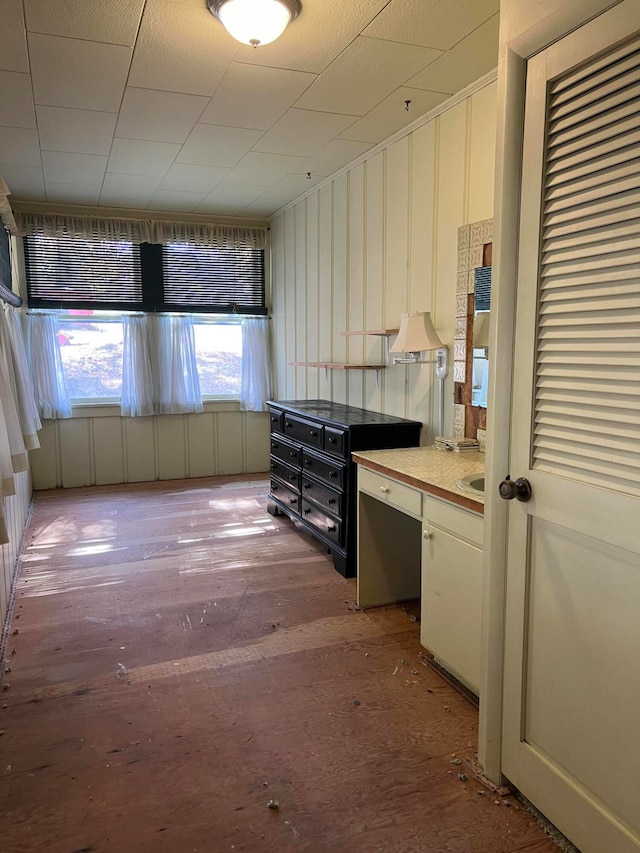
xmin=57 ymin=312 xmax=124 ymax=401
xmin=193 ymin=318 xmax=242 ymax=397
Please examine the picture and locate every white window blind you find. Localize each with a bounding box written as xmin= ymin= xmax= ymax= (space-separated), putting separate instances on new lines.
xmin=535 ymin=37 xmax=640 ymax=495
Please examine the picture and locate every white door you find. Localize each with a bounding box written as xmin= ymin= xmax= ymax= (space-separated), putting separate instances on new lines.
xmin=502 ymin=4 xmax=640 ymax=852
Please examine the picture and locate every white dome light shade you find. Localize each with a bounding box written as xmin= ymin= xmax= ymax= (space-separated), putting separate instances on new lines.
xmin=209 ymin=0 xmax=301 ymax=47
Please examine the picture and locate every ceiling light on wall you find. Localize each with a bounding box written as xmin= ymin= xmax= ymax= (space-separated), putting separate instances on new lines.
xmin=208 ymin=0 xmax=301 ymax=48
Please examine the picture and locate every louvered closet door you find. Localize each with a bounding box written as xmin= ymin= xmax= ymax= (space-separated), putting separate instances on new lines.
xmin=501 ymin=4 xmax=640 ymax=853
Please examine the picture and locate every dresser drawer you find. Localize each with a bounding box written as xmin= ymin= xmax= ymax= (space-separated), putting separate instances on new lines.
xmin=358 ymin=466 xmax=422 ymax=518
xmin=324 ymin=426 xmax=347 ymax=458
xmin=301 ymin=499 xmax=343 ymax=546
xmin=269 ymin=408 xmax=283 ymax=433
xmin=270 ymin=478 xmax=300 ymax=514
xmin=283 ymin=414 xmax=324 ymax=449
xmin=270 ymin=434 xmax=301 ymax=467
xmin=302 ymin=475 xmax=342 ymax=516
xmin=302 ymin=449 xmax=345 ymax=490
xmin=270 ymin=457 xmax=301 ymax=490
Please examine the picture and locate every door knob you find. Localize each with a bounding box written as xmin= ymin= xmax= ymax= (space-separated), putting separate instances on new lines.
xmin=498 ymin=475 xmax=532 ymax=502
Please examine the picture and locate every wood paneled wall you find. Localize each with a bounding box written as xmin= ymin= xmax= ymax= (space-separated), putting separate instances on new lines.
xmin=1 ymin=470 xmax=31 ymax=634
xmin=29 ymin=405 xmax=270 ymax=490
xmin=270 ymin=78 xmax=497 ymax=444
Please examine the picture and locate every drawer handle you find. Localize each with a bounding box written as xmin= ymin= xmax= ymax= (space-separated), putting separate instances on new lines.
xmin=328 ymin=437 xmax=335 ymax=444
xmin=285 ymin=421 xmax=292 ymax=428
xmin=289 ymin=474 xmax=297 ymax=482
xmin=289 ymin=498 xmax=297 ymax=505
xmin=380 ymin=485 xmax=389 ymax=493
xmin=289 ymin=451 xmax=297 ymax=458
xmin=423 ymin=530 xmax=432 ymax=540
xmin=310 ymin=430 xmax=318 ymax=437
xmin=329 ymin=471 xmax=336 ymax=479
xmin=271 ymin=441 xmax=279 ymax=449
xmin=327 ymin=498 xmax=336 ymax=505
xmin=305 ymin=458 xmax=312 ymax=466
xmin=303 ymin=483 xmax=312 ymax=490
xmin=303 ymin=508 xmax=311 ymax=515
xmin=327 ymin=525 xmax=336 ymax=533
xmin=272 ymin=483 xmax=278 ymax=491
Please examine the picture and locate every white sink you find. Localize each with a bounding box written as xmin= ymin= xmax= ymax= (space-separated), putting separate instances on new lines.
xmin=456 ymin=473 xmax=485 ymax=496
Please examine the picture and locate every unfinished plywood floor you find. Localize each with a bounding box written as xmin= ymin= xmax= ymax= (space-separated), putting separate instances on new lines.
xmin=1 ymin=475 xmax=562 ymax=853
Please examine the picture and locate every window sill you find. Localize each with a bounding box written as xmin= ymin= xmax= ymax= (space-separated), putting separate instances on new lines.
xmin=68 ymin=399 xmax=243 ymax=419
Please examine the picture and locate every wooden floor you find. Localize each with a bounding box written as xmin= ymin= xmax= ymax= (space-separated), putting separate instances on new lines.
xmin=0 ymin=475 xmax=563 ymax=853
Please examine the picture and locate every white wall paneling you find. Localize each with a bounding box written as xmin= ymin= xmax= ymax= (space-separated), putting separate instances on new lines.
xmin=29 ymin=406 xmax=270 ymax=491
xmin=1 ymin=470 xmax=31 ymax=635
xmin=270 ymin=79 xmax=498 ymax=443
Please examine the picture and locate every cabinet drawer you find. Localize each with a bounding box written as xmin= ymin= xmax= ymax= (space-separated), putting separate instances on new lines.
xmin=324 ymin=426 xmax=347 ymax=458
xmin=301 ymin=499 xmax=342 ymax=545
xmin=302 ymin=450 xmax=345 ymax=489
xmin=270 ymin=478 xmax=300 ymax=514
xmin=270 ymin=435 xmax=301 ymax=467
xmin=358 ymin=467 xmax=422 ymax=518
xmin=269 ymin=408 xmax=283 ymax=433
xmin=270 ymin=457 xmax=301 ymax=490
xmin=283 ymin=414 xmax=324 ymax=449
xmin=423 ymin=495 xmax=483 ymax=547
xmin=302 ymin=475 xmax=342 ymax=517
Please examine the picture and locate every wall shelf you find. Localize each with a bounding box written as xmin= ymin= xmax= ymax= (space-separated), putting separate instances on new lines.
xmin=289 ymin=329 xmax=399 ymax=373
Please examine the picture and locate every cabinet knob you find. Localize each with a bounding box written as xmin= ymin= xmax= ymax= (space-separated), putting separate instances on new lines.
xmin=327 ymin=525 xmax=336 ymax=533
xmin=380 ymin=485 xmax=389 ymax=493
xmin=327 ymin=498 xmax=336 ymax=505
xmin=328 ymin=437 xmax=335 ymax=444
xmin=303 ymin=508 xmax=311 ymax=515
xmin=310 ymin=430 xmax=318 ymax=437
xmin=329 ymin=471 xmax=336 ymax=478
xmin=423 ymin=529 xmax=432 ymax=540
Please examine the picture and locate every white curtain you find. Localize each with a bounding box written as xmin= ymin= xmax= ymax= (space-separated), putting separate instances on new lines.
xmin=26 ymin=313 xmax=71 ymax=419
xmin=121 ymin=315 xmax=156 ymax=417
xmin=156 ymin=315 xmax=202 ymax=415
xmin=240 ymin=317 xmax=271 ymax=412
xmin=0 ymin=306 xmax=41 ymax=449
xmin=121 ymin=314 xmax=202 ymax=416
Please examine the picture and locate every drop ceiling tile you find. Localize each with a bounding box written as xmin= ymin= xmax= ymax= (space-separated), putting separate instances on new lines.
xmin=45 ymin=182 xmax=101 ymax=205
xmin=128 ymin=0 xmax=238 ymax=96
xmin=200 ymin=63 xmax=316 ymax=131
xmin=148 ymin=189 xmax=207 ymax=212
xmin=406 ymin=14 xmax=499 ymax=94
xmin=29 ymin=33 xmax=132 ymax=112
xmin=195 ymin=183 xmax=269 ymax=215
xmin=116 ymin=88 xmax=209 ymax=144
xmin=36 ymin=106 xmax=117 ymax=155
xmin=255 ymin=173 xmax=324 ymax=204
xmin=225 ymin=153 xmax=306 ymax=187
xmin=100 ymin=173 xmax=162 ymax=208
xmin=295 ymin=37 xmax=442 ymax=117
xmin=237 ymin=197 xmax=282 ymax=217
xmin=0 ymin=127 xmax=42 ymax=167
xmin=177 ymin=124 xmax=263 ymax=168
xmin=228 ymin=0 xmax=390 ymax=74
xmin=340 ymin=87 xmax=450 ymax=144
xmin=0 ymin=163 xmax=45 ymax=200
xmin=0 ymin=0 xmax=29 ymax=73
xmin=24 ymin=0 xmax=145 ymax=46
xmin=293 ymin=139 xmax=375 ymax=177
xmin=160 ymin=163 xmax=229 ymax=193
xmin=0 ymin=72 xmax=36 ymax=129
xmin=253 ymin=109 xmax=357 ymax=157
xmin=108 ymin=138 xmax=181 ymax=177
xmin=362 ymin=0 xmax=500 ymax=50
xmin=42 ymin=151 xmax=107 ymax=186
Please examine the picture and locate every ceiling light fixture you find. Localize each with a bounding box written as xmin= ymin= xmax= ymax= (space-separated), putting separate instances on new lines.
xmin=208 ymin=0 xmax=301 ymax=48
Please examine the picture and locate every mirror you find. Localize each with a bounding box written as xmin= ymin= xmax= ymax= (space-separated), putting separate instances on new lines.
xmin=453 ymin=219 xmax=492 ymax=440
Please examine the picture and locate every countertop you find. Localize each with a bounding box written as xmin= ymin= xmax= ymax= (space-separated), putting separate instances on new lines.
xmin=352 ymin=446 xmax=485 ymax=513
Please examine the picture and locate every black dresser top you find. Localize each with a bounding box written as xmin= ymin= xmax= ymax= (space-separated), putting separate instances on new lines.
xmin=267 ymin=399 xmax=421 ymax=429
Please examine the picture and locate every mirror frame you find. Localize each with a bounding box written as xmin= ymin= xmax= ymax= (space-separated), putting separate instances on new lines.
xmin=453 ymin=218 xmax=492 ymax=440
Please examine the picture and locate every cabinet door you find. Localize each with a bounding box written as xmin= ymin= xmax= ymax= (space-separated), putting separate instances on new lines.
xmin=421 ymin=526 xmax=483 ymax=694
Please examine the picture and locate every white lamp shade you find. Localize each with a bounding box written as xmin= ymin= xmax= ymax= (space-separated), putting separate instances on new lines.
xmin=474 ymin=312 xmax=490 ymax=348
xmin=215 ymin=0 xmax=295 ymax=46
xmin=390 ymin=312 xmax=443 ymax=353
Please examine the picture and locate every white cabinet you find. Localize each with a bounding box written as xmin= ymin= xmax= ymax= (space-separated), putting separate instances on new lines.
xmin=421 ymin=496 xmax=483 ymax=694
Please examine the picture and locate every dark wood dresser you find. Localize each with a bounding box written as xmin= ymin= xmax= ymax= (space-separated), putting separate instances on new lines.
xmin=266 ymin=399 xmax=421 ymax=577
